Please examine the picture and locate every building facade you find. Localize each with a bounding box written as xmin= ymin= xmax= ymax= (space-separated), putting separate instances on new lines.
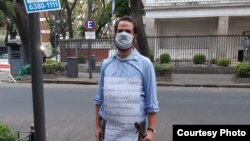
xmin=144 ymin=0 xmax=250 ymax=36
xmin=40 ymin=12 xmax=51 ymax=45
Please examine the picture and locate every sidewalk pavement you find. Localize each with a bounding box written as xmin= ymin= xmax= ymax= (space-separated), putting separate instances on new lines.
xmin=20 ymin=72 xmax=250 ymax=88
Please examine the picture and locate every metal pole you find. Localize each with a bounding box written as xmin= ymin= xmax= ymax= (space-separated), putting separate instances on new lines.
xmin=88 ymin=0 xmax=92 ymax=79
xmin=54 ymin=11 xmax=58 ymax=61
xmin=28 ymin=13 xmax=46 ymax=141
xmin=57 ymin=12 xmax=61 ymax=62
xmin=112 ymin=0 xmax=115 ymax=17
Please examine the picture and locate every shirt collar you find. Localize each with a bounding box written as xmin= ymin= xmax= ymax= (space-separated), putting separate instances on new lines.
xmin=114 ymin=48 xmax=140 ymax=61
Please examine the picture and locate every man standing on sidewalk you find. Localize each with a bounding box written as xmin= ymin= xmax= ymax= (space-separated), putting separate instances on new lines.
xmin=94 ymin=16 xmax=159 ymax=141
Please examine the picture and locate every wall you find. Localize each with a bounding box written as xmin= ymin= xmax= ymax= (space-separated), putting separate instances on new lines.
xmin=158 ymin=18 xmax=218 ymax=36
xmin=65 ymin=48 xmax=109 ymax=62
xmin=229 ymin=16 xmax=250 ymax=35
xmin=39 ymin=12 xmax=50 ymax=43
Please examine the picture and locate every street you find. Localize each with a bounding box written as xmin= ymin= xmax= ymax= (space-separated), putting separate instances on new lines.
xmin=0 ymin=83 xmax=250 ymax=141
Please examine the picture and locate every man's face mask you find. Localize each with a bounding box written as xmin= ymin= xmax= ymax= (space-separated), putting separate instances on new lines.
xmin=115 ymin=31 xmax=134 ymax=50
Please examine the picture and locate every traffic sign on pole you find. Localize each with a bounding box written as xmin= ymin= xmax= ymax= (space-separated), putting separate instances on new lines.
xmin=85 ymin=19 xmax=95 ymax=31
xmin=24 ymin=0 xmax=61 ymax=13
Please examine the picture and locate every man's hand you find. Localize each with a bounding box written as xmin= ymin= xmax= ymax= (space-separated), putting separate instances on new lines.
xmin=94 ymin=126 xmax=103 ymax=141
xmin=142 ymin=130 xmax=154 ymax=141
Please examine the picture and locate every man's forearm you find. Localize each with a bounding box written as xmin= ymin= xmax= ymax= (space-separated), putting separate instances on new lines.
xmin=147 ymin=112 xmax=157 ymax=129
xmin=95 ymin=104 xmax=101 ymax=127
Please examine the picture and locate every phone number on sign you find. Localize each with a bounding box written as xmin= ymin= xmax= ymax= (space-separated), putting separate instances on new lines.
xmin=28 ymin=2 xmax=59 ymax=10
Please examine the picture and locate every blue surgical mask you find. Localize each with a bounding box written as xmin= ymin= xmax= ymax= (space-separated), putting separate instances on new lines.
xmin=115 ymin=31 xmax=134 ymax=50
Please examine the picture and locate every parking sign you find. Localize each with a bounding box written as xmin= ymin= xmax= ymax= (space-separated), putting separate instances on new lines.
xmin=24 ymin=0 xmax=61 ymax=13
xmin=85 ymin=19 xmax=95 ymax=31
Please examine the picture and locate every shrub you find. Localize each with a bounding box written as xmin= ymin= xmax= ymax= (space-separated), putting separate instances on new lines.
xmin=193 ymin=54 xmax=206 ymax=64
xmin=155 ymin=58 xmax=160 ymax=63
xmin=20 ymin=64 xmax=31 ymax=75
xmin=78 ymin=56 xmax=86 ymax=64
xmin=0 ymin=124 xmax=17 ymax=141
xmin=148 ymin=51 xmax=154 ymax=63
xmin=46 ymin=59 xmax=57 ymax=64
xmin=154 ymin=63 xmax=172 ymax=76
xmin=43 ymin=59 xmax=65 ymax=74
xmin=235 ymin=62 xmax=250 ymax=78
xmin=160 ymin=53 xmax=170 ymax=64
xmin=211 ymin=58 xmax=217 ymax=64
xmin=217 ymin=58 xmax=231 ymax=67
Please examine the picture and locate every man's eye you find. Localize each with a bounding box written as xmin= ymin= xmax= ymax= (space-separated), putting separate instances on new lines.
xmin=125 ymin=30 xmax=132 ymax=33
xmin=118 ymin=30 xmax=132 ymax=33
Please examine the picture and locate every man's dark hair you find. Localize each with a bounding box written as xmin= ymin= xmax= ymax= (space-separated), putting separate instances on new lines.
xmin=114 ymin=16 xmax=138 ymax=34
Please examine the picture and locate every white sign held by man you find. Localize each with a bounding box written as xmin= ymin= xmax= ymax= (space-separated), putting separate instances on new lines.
xmin=104 ymin=77 xmax=141 ymax=141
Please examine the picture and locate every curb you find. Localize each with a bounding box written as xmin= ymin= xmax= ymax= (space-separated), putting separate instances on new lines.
xmin=157 ymin=82 xmax=250 ymax=88
xmin=17 ymin=80 xmax=250 ymax=88
xmin=17 ymin=79 xmax=98 ymax=85
xmin=43 ymin=79 xmax=98 ymax=85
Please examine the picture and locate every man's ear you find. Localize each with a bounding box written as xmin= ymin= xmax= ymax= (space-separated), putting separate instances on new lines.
xmin=133 ymin=34 xmax=138 ymax=43
xmin=134 ymin=34 xmax=137 ymax=38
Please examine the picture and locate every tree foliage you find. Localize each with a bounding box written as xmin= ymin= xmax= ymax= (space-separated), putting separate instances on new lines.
xmin=0 ymin=0 xmax=151 ymax=62
xmin=0 ymin=0 xmax=84 ymax=62
xmin=43 ymin=0 xmax=82 ymax=50
xmin=93 ymin=0 xmax=150 ymax=57
xmin=94 ymin=0 xmax=130 ymax=38
xmin=0 ymin=0 xmax=30 ymax=63
xmin=0 ymin=124 xmax=17 ymax=141
xmin=0 ymin=0 xmax=16 ymax=38
xmin=0 ymin=11 xmax=5 ymax=26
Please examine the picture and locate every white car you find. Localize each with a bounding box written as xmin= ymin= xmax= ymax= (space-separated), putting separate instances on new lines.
xmin=0 ymin=54 xmax=9 ymax=64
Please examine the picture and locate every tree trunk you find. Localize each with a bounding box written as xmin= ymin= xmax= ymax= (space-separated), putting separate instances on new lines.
xmin=5 ymin=21 xmax=10 ymax=44
xmin=14 ymin=0 xmax=30 ymax=64
xmin=9 ymin=24 xmax=17 ymax=39
xmin=129 ymin=0 xmax=150 ymax=58
xmin=63 ymin=0 xmax=74 ymax=39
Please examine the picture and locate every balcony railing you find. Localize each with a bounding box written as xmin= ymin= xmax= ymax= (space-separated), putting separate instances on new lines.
xmin=155 ymin=0 xmax=250 ymax=4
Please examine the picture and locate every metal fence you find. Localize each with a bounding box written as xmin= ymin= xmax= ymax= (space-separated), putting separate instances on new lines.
xmin=59 ymin=35 xmax=245 ymax=66
xmin=59 ymin=39 xmax=113 ymax=62
xmin=148 ymin=35 xmax=244 ymax=66
xmin=14 ymin=126 xmax=34 ymax=141
xmin=15 ymin=131 xmax=34 ymax=141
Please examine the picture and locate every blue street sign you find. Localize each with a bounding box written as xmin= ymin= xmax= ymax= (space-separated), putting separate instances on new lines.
xmin=85 ymin=19 xmax=95 ymax=30
xmin=24 ymin=0 xmax=61 ymax=13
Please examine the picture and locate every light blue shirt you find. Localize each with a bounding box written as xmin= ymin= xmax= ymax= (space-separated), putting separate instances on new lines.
xmin=94 ymin=49 xmax=159 ymax=122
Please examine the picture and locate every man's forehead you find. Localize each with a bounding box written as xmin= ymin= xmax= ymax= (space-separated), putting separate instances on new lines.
xmin=118 ymin=21 xmax=133 ymax=28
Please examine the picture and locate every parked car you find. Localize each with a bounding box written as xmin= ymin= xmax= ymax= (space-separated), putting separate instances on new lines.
xmin=0 ymin=53 xmax=9 ymax=64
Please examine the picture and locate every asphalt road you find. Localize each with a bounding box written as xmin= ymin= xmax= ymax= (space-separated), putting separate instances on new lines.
xmin=0 ymin=83 xmax=249 ymax=141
